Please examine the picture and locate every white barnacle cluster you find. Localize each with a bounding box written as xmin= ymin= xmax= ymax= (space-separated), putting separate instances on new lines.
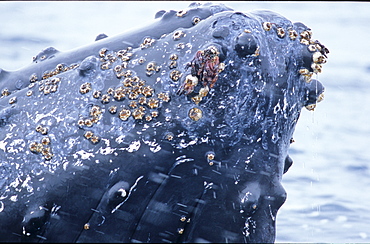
xmin=261 ymin=20 xmax=328 ymax=112
xmin=74 ymin=45 xmax=175 ymax=147
xmin=261 ymin=21 xmax=328 ymax=78
xmin=29 ymin=125 xmax=54 ymax=160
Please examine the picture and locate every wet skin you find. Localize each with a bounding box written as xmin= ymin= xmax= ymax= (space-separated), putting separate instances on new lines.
xmin=0 ymin=2 xmax=327 ymax=243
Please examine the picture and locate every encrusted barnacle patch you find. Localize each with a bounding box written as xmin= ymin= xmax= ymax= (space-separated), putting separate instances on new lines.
xmin=29 ymin=133 xmax=54 ymax=160
xmin=177 ymin=45 xmax=224 ymax=105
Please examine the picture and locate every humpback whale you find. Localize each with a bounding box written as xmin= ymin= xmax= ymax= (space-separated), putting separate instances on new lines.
xmin=0 ymin=2 xmax=328 ymax=243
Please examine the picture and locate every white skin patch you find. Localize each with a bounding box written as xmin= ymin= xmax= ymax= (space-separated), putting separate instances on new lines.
xmin=120 ymin=140 xmax=141 ymax=153
xmin=74 ymin=150 xmax=95 ymax=160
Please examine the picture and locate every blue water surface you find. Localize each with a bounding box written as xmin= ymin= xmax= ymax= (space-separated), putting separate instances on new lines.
xmin=1 ymin=1 xmax=370 ymax=242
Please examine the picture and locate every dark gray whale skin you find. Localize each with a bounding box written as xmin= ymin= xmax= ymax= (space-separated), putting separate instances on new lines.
xmin=0 ymin=2 xmax=328 ymax=243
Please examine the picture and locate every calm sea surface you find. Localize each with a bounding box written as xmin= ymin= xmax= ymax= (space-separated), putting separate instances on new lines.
xmin=1 ymin=1 xmax=370 ymax=242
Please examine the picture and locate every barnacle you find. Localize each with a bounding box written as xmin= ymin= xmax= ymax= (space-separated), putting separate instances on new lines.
xmin=313 ymin=52 xmax=327 ymax=64
xmin=80 ymin=82 xmax=92 ymax=94
xmin=56 ymin=63 xmax=64 ymax=72
xmin=300 ymin=39 xmax=310 ymax=45
xmin=43 ymin=86 xmax=51 ymax=95
xmin=138 ymin=57 xmax=146 ymax=64
xmin=119 ymin=109 xmax=131 ymax=121
xmin=41 ymin=136 xmax=51 ymax=146
xmin=146 ymin=62 xmax=160 ymax=76
xmin=147 ymin=98 xmax=159 ymax=109
xmin=192 ymin=17 xmax=201 ymax=25
xmin=84 ymin=223 xmax=90 ymax=230
xmin=199 ymin=86 xmax=209 ymax=97
xmin=131 ymin=85 xmax=142 ymax=94
xmin=128 ymin=92 xmax=139 ymax=100
xmin=90 ymin=105 xmax=102 ymax=117
xmin=123 ymin=78 xmax=133 ymax=87
xmin=84 ymin=119 xmax=93 ymax=127
xmin=140 ymin=37 xmax=155 ymax=49
xmin=170 ymin=70 xmax=182 ymax=81
xmin=107 ymin=87 xmax=115 ymax=95
xmin=300 ymin=30 xmax=312 ymax=40
xmin=157 ymin=93 xmax=170 ymax=102
xmin=151 ymin=111 xmax=159 ymax=118
xmin=29 ymin=142 xmax=42 ymax=153
xmin=165 ymin=133 xmax=174 ymax=141
xmin=84 ymin=131 xmax=94 ymax=139
xmin=132 ymin=108 xmax=145 ymax=120
xmin=262 ymin=22 xmax=272 ymax=31
xmin=114 ymin=65 xmax=123 ymax=73
xmin=40 ymin=127 xmax=48 ymax=135
xmin=50 ymin=85 xmax=58 ymax=93
xmin=101 ymin=94 xmax=111 ymax=104
xmin=298 ymin=68 xmax=313 ymax=83
xmin=138 ymin=96 xmax=147 ymax=105
xmin=188 ymin=107 xmax=202 ymax=121
xmin=207 ymin=153 xmax=215 ymax=161
xmin=44 ymin=153 xmax=53 ymax=161
xmin=26 ymin=90 xmax=33 ymax=97
xmin=114 ymin=87 xmax=125 ymax=101
xmin=308 ymin=44 xmax=317 ymax=52
xmin=8 ymin=97 xmax=17 ymax=104
xmin=173 ymin=30 xmax=185 ymax=40
xmin=191 ymin=95 xmax=202 ymax=105
xmin=176 ymin=10 xmax=187 ymax=17
xmin=41 ymin=147 xmax=51 ymax=156
xmin=169 ymin=60 xmax=177 ymax=69
xmin=108 ymin=105 xmax=117 ymax=114
xmin=77 ymin=119 xmax=85 ymax=127
xmin=288 ymin=29 xmax=298 ymax=40
xmin=1 ymin=89 xmax=10 ymax=97
xmin=179 ymin=75 xmax=198 ymax=95
xmin=305 ymin=104 xmax=316 ymax=111
xmin=169 ymin=54 xmax=178 ymax=60
xmin=145 ymin=115 xmax=152 ymax=122
xmin=30 ymin=74 xmax=38 ymax=83
xmin=90 ymin=136 xmax=100 ymax=144
xmin=101 ymin=62 xmax=110 ymax=70
xmin=99 ymin=48 xmax=108 ymax=58
xmin=93 ymin=90 xmax=102 ymax=99
xmin=142 ymin=86 xmax=154 ymax=97
xmin=36 ymin=125 xmax=43 ymax=133
xmin=277 ymin=27 xmax=285 ymax=38
xmin=129 ymin=101 xmax=138 ymax=108
xmin=311 ymin=63 xmax=322 ymax=74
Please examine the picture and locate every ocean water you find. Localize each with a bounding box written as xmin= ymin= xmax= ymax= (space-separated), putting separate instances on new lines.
xmin=1 ymin=1 xmax=370 ymax=242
